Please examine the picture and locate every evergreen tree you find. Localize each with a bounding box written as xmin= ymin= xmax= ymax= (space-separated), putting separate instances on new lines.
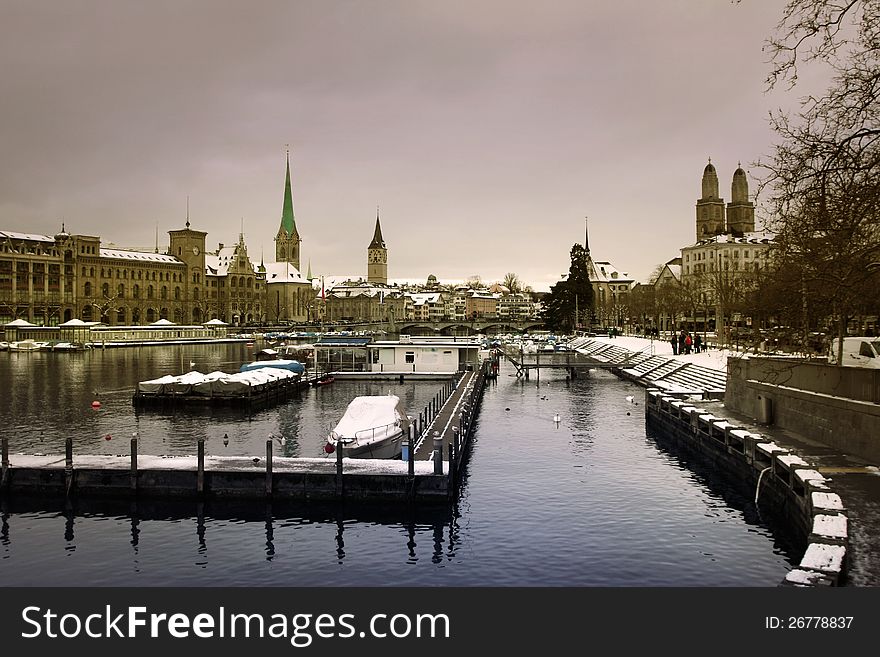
xmin=540 ymin=243 xmax=594 ymax=332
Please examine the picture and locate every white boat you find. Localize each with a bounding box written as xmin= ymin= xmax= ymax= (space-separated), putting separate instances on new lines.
xmin=8 ymin=339 xmax=41 ymax=352
xmin=0 ymin=341 xmax=8 ymax=351
xmin=326 ymin=394 xmax=412 ymax=459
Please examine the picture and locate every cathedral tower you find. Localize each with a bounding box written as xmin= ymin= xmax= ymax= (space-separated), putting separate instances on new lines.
xmin=367 ymin=208 xmax=387 ymax=285
xmin=696 ymin=159 xmax=725 ymax=240
xmin=725 ymin=164 xmax=755 ymax=236
xmin=275 ymin=151 xmax=301 ymax=269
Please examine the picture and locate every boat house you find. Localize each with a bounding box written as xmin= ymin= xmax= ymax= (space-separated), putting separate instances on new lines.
xmin=313 ymin=335 xmax=481 ymax=377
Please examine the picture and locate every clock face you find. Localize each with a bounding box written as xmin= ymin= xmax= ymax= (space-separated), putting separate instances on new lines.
xmin=192 ymin=246 xmax=200 ymax=256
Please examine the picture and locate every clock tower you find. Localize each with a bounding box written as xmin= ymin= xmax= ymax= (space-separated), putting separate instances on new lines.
xmin=168 ymin=208 xmax=207 ymax=322
xmin=367 ymin=208 xmax=387 ymax=285
xmin=275 ymin=151 xmax=302 ymax=270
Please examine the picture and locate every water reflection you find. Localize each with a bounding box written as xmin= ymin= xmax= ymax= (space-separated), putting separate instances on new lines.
xmin=0 ymin=351 xmax=802 ymax=586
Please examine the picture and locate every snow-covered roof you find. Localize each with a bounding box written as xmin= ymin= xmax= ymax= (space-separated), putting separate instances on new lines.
xmin=5 ymin=318 xmax=36 ymax=326
xmin=150 ymin=318 xmax=175 ymax=326
xmin=264 ymin=261 xmax=308 ymax=283
xmin=587 ymin=259 xmax=635 ymax=285
xmin=204 ymin=254 xmax=228 ymax=276
xmin=407 ymin=292 xmax=443 ymax=305
xmin=685 ymin=231 xmax=775 ymax=248
xmin=100 ymin=248 xmax=180 ymax=264
xmin=0 ymin=230 xmax=54 ymax=243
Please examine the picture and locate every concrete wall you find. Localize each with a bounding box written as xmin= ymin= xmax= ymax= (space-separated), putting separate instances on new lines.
xmin=645 ymin=389 xmax=848 ymax=586
xmin=726 ymin=357 xmax=880 ymax=464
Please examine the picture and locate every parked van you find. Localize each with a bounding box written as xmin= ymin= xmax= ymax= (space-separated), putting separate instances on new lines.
xmin=828 ymin=336 xmax=880 ymax=368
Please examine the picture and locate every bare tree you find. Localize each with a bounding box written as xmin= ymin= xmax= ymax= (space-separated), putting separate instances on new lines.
xmin=502 ymin=272 xmax=522 ymax=293
xmin=759 ymin=0 xmax=880 ymax=361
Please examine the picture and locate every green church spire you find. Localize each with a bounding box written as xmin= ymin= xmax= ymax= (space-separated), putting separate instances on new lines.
xmin=280 ymin=150 xmax=296 ymax=236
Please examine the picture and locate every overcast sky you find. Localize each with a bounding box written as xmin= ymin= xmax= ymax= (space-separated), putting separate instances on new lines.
xmin=1 ymin=0 xmax=814 ymax=290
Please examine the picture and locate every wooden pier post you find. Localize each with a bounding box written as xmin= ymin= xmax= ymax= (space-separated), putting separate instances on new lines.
xmin=64 ymin=436 xmax=73 ymax=496
xmin=130 ymin=436 xmax=137 ymax=494
xmin=407 ymin=424 xmax=415 ymax=478
xmin=450 ymin=427 xmax=458 ymax=493
xmin=265 ymin=439 xmax=273 ymax=497
xmin=432 ymin=431 xmax=443 ymax=475
xmin=197 ymin=438 xmax=205 ymax=495
xmin=1 ymin=432 xmax=8 ymax=488
xmin=335 ymin=438 xmax=344 ymax=499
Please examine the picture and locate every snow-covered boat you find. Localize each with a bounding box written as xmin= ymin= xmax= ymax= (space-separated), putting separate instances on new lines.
xmin=8 ymin=339 xmax=41 ymax=352
xmin=326 ymin=394 xmax=411 ymax=459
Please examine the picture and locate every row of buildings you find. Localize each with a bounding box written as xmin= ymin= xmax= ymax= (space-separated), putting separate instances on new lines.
xmin=0 ymin=155 xmax=540 ymax=328
xmin=572 ymin=159 xmax=772 ymax=334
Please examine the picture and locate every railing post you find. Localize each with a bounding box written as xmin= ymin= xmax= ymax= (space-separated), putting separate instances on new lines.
xmin=197 ymin=438 xmax=205 ymax=495
xmin=265 ymin=439 xmax=273 ymax=497
xmin=432 ymin=431 xmax=443 ymax=475
xmin=130 ymin=435 xmax=138 ymax=494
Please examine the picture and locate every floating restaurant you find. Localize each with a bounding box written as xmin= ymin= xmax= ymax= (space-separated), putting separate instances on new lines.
xmin=311 ymin=334 xmax=482 ymax=378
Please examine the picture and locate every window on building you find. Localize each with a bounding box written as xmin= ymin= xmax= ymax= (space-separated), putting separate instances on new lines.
xmin=405 ymin=352 xmax=415 ymax=364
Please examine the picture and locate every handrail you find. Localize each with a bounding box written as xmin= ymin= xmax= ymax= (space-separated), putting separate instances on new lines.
xmin=332 ymin=420 xmax=403 ymax=446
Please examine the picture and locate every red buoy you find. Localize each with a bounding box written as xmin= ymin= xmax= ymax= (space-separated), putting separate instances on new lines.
xmin=91 ymin=401 xmax=101 ymax=409
xmin=104 ymin=434 xmax=112 ymax=441
xmin=323 ymin=443 xmax=335 ymax=454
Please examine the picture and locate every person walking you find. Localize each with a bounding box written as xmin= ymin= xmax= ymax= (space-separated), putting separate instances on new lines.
xmin=685 ymin=331 xmax=693 ymax=354
xmin=670 ymin=332 xmax=678 ymax=355
xmin=694 ymin=333 xmax=703 ymax=353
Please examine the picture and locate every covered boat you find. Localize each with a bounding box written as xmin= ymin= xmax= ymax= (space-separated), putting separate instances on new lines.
xmin=326 ymin=394 xmax=411 ymax=459
xmin=239 ymin=359 xmax=305 ymax=375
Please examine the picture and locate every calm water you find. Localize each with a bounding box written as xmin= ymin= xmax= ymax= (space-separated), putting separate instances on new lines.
xmin=0 ymin=345 xmax=801 ymax=586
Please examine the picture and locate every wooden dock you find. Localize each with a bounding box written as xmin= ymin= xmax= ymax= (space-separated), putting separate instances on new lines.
xmin=0 ymin=361 xmax=493 ymax=506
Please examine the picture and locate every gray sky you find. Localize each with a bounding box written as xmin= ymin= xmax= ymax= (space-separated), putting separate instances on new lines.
xmin=1 ymin=0 xmax=809 ymax=290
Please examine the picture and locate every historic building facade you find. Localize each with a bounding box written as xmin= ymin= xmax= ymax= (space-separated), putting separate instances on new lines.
xmin=680 ymin=161 xmax=773 ymax=332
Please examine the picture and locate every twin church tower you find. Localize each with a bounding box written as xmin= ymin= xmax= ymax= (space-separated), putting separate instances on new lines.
xmin=695 ymin=159 xmax=755 ymax=240
xmin=273 ymin=152 xmax=388 ymax=284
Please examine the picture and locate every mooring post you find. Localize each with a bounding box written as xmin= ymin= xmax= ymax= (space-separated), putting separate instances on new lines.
xmin=64 ymin=436 xmax=73 ymax=495
xmin=265 ymin=439 xmax=273 ymax=497
xmin=450 ymin=427 xmax=458 ymax=491
xmin=335 ymin=438 xmax=344 ymax=499
xmin=197 ymin=438 xmax=205 ymax=495
xmin=432 ymin=431 xmax=443 ymax=475
xmin=130 ymin=436 xmax=138 ymax=494
xmin=1 ymin=431 xmax=8 ymax=488
xmin=407 ymin=424 xmax=415 ymax=478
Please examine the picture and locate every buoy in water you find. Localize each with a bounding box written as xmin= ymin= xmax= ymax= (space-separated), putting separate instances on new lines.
xmin=223 ymin=433 xmax=229 ymax=447
xmin=324 ymin=443 xmax=335 ymax=454
xmin=553 ymin=413 xmax=560 ymax=423
xmin=91 ymin=400 xmax=101 ymax=409
xmin=104 ymin=434 xmax=112 ymax=441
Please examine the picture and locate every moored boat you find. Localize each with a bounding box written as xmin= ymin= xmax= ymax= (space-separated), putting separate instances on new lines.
xmin=8 ymin=339 xmax=41 ymax=352
xmin=325 ymin=394 xmax=411 ymax=459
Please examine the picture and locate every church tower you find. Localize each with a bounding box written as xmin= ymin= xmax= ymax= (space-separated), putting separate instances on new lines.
xmin=696 ymin=159 xmax=725 ymax=240
xmin=367 ymin=208 xmax=387 ymax=284
xmin=725 ymin=164 xmax=755 ymax=236
xmin=275 ymin=151 xmax=301 ymax=269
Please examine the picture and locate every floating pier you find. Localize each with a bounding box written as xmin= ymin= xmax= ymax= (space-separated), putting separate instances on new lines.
xmin=132 ymin=368 xmax=304 ymax=408
xmin=1 ymin=361 xmax=492 ymax=505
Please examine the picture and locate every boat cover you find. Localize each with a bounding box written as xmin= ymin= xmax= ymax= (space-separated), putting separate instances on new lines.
xmin=239 ymin=359 xmax=305 ymax=374
xmin=331 ymin=395 xmax=407 ymax=445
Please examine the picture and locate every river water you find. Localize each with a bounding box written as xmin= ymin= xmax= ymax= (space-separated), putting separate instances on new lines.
xmin=0 ymin=344 xmax=802 ymax=585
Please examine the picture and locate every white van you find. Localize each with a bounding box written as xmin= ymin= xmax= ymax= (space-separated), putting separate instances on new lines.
xmin=828 ymin=336 xmax=880 ymax=368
